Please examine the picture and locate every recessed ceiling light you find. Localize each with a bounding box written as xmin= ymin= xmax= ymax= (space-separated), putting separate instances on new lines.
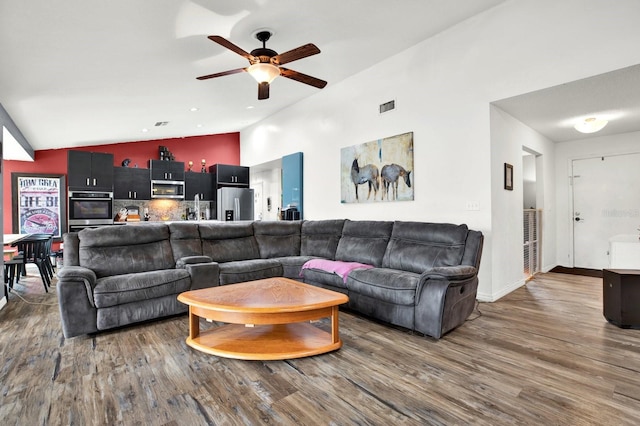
xmin=246 ymin=106 xmax=255 ymax=109
xmin=190 ymin=107 xmax=199 ymax=112
xmin=574 ymin=117 xmax=608 ymax=133
xmin=196 ymin=124 xmax=203 ymax=128
xmin=141 ymin=128 xmax=149 ymax=133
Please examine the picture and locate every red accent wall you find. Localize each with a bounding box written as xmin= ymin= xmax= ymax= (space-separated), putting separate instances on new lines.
xmin=3 ymin=132 xmax=240 ymax=234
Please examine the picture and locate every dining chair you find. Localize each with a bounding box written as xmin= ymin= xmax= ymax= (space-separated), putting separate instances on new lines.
xmin=29 ymin=233 xmax=55 ymax=280
xmin=11 ymin=234 xmax=53 ymax=292
xmin=4 ymin=256 xmax=24 ymax=296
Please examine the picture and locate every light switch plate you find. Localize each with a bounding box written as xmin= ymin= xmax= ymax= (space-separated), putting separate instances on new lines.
xmin=466 ymin=201 xmax=480 ymax=211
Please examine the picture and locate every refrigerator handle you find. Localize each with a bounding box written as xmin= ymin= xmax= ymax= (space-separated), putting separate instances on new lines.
xmin=234 ymin=197 xmax=240 ymax=221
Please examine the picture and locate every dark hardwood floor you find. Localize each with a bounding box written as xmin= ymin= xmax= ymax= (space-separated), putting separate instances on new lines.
xmin=1 ymin=269 xmax=639 ymax=425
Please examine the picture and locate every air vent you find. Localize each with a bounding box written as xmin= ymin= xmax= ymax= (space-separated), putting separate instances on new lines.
xmin=379 ymin=100 xmax=396 ymax=114
xmin=154 ymin=121 xmax=169 ymax=127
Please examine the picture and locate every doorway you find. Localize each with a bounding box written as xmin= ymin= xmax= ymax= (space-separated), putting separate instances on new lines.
xmin=571 ymin=153 xmax=640 ymax=269
xmin=523 ymin=149 xmax=542 ymax=279
xmin=251 ymin=181 xmax=264 ymax=220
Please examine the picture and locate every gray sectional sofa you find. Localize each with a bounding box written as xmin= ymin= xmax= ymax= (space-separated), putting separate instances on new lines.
xmin=57 ymin=219 xmax=483 ymax=340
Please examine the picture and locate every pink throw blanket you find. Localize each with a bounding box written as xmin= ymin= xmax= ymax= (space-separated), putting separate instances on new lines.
xmin=300 ymin=259 xmax=374 ymax=283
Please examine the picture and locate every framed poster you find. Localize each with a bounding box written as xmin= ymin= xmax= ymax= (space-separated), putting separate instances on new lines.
xmin=12 ymin=173 xmax=66 ymax=240
xmin=341 ymin=131 xmax=413 ymax=203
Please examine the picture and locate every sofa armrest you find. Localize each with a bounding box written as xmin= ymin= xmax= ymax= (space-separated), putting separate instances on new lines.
xmin=56 ymin=266 xmax=99 ymax=338
xmin=57 ymin=266 xmax=97 ymax=307
xmin=421 ymin=265 xmax=477 ymax=281
xmin=184 ymin=262 xmax=220 ymax=290
xmin=416 ymin=266 xmax=477 ymax=305
xmin=176 ymin=255 xmax=213 ymax=268
xmin=413 ymin=266 xmax=479 ymax=339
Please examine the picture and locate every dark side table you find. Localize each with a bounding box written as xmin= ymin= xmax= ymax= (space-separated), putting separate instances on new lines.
xmin=603 ymin=269 xmax=640 ymax=329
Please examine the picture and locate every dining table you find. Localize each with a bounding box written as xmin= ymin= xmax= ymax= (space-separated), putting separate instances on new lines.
xmin=4 ymin=234 xmax=32 ymax=260
xmin=4 ymin=234 xmax=32 ymax=245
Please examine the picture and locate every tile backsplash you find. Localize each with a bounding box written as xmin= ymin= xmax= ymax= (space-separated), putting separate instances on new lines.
xmin=114 ymin=199 xmax=212 ymax=222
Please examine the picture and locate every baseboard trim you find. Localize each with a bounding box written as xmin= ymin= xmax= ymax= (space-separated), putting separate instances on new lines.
xmin=477 ymin=277 xmax=527 ymax=302
xmin=550 ymin=266 xmax=603 ymax=278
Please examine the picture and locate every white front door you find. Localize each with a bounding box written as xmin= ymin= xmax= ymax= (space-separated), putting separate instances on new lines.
xmin=572 ymin=153 xmax=640 ymax=269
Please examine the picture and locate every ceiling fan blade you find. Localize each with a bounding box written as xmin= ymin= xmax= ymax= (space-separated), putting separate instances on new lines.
xmin=258 ymin=82 xmax=270 ymax=100
xmin=207 ymin=35 xmax=255 ymax=61
xmin=272 ymin=43 xmax=321 ymax=65
xmin=196 ymin=68 xmax=247 ymax=80
xmin=279 ymin=68 xmax=327 ymax=89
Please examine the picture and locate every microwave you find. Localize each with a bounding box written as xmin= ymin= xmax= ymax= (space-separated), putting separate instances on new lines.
xmin=68 ymin=191 xmax=114 ymax=227
xmin=151 ymin=180 xmax=185 ymax=199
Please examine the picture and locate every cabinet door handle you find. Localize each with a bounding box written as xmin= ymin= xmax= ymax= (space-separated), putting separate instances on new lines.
xmin=133 ymin=191 xmax=137 ymax=199
xmin=93 ymin=178 xmax=97 ymax=186
xmin=128 ymin=191 xmax=132 ymax=198
xmin=86 ymin=178 xmax=90 ymax=186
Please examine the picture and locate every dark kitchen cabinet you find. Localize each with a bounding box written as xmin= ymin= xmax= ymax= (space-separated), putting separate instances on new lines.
xmin=209 ymin=164 xmax=249 ymax=188
xmin=185 ymin=172 xmax=214 ymax=201
xmin=67 ymin=151 xmax=114 ymax=192
xmin=113 ymin=167 xmax=151 ymax=200
xmin=149 ymin=160 xmax=185 ymax=181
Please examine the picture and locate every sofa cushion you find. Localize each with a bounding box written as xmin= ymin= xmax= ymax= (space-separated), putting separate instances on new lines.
xmin=218 ymin=259 xmax=283 ymax=285
xmin=169 ymin=222 xmax=202 ymax=262
xmin=78 ymin=224 xmax=175 ymax=278
xmin=300 ymin=267 xmax=348 ymax=289
xmin=346 ymin=268 xmax=419 ymax=306
xmin=382 ymin=221 xmax=469 ymax=273
xmin=253 ymin=221 xmax=301 ymax=258
xmin=335 ymin=220 xmax=393 ymax=267
xmin=97 ymin=294 xmax=187 ymax=331
xmin=275 ymin=255 xmax=317 ymax=279
xmin=93 ymin=269 xmax=192 ymax=308
xmin=301 ymin=259 xmax=373 ymax=283
xmin=301 ymin=219 xmax=345 ymax=258
xmin=199 ymin=222 xmax=260 ymax=262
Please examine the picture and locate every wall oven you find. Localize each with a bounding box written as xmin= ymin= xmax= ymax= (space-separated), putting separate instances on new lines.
xmin=68 ymin=191 xmax=114 ymax=231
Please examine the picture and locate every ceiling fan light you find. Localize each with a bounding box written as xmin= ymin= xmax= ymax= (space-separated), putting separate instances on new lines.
xmin=247 ymin=63 xmax=280 ymax=84
xmin=574 ymin=117 xmax=608 ymax=133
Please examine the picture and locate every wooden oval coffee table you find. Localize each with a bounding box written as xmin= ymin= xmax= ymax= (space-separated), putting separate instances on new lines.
xmin=177 ymin=277 xmax=349 ymax=360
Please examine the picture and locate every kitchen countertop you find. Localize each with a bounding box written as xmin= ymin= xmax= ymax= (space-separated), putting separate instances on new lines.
xmin=122 ymin=220 xmax=223 ymax=225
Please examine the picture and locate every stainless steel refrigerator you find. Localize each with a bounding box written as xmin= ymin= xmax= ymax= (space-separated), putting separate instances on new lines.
xmin=216 ymin=187 xmax=254 ymax=221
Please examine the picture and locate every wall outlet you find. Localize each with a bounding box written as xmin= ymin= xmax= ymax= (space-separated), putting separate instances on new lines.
xmin=466 ymin=201 xmax=480 ymax=211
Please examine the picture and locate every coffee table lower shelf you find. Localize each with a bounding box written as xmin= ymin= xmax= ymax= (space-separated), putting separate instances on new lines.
xmin=186 ymin=322 xmax=342 ymax=360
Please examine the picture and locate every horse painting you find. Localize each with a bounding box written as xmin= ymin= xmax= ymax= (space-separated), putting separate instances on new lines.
xmin=381 ymin=163 xmax=411 ymax=201
xmin=350 ymin=158 xmax=380 ymax=201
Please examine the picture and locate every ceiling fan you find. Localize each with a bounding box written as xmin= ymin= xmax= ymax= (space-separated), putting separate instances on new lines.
xmin=197 ymin=31 xmax=327 ymax=100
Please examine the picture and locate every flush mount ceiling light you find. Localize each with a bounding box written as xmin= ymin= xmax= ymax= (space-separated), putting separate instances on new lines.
xmin=574 ymin=117 xmax=608 ymax=133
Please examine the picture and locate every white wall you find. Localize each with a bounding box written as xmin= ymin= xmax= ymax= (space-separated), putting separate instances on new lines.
xmin=241 ymin=0 xmax=640 ymax=301
xmin=555 ymin=130 xmax=640 ymax=267
xmin=490 ymin=106 xmax=556 ymax=300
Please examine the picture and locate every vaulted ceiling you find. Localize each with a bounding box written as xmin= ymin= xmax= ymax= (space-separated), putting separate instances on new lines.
xmin=0 ymin=0 xmax=506 ymax=159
